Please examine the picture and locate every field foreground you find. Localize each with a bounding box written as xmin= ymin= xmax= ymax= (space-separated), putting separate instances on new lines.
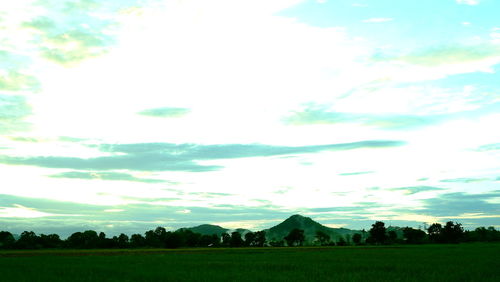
xmin=1 ymin=244 xmax=499 ymax=281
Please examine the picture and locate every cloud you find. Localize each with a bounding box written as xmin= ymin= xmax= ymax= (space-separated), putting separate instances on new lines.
xmin=420 ymin=192 xmax=500 ymax=217
xmin=49 ymin=171 xmax=168 ymax=183
xmin=8 ymin=136 xmax=41 ymax=143
xmin=383 ymin=44 xmax=500 ymax=67
xmin=284 ymin=104 xmax=438 ymax=129
xmin=476 ymin=143 xmax=500 ymax=151
xmin=0 ymin=94 xmax=32 ymax=133
xmin=98 ymin=141 xmax=406 ymax=159
xmin=0 ymin=154 xmax=220 ymax=172
xmin=58 ymin=136 xmax=88 ymax=143
xmin=492 ymin=28 xmax=500 ymax=43
xmin=389 ymin=186 xmax=445 ymax=195
xmin=308 ymin=201 xmax=386 ymax=214
xmin=22 ymin=16 xmax=113 ymax=64
xmin=362 ymin=18 xmax=394 ymax=23
xmin=186 ymin=192 xmax=234 ymax=198
xmin=440 ymin=177 xmax=490 ymax=183
xmin=0 ymin=140 xmax=405 ymax=172
xmin=0 ymin=71 xmax=39 ymax=92
xmin=338 ymin=171 xmax=374 ymax=176
xmin=22 ymin=0 xmax=142 ymax=65
xmin=0 ymin=50 xmax=39 ymax=91
xmin=456 ymin=0 xmax=479 ymax=5
xmin=138 ymin=107 xmax=191 ymax=118
xmin=0 ymin=194 xmax=292 ymax=236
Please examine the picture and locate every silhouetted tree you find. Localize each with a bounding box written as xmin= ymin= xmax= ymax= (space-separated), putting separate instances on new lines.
xmin=67 ymin=232 xmax=84 ymax=248
xmin=428 ymin=223 xmax=443 ymax=243
xmin=155 ymin=227 xmax=167 ymax=243
xmin=352 ymin=233 xmax=362 ymax=245
xmin=145 ymin=228 xmax=163 ymax=248
xmin=130 ymin=234 xmax=146 ymax=248
xmin=96 ymin=232 xmax=118 ymax=249
xmin=178 ymin=229 xmax=201 ymax=247
xmin=117 ymin=233 xmax=129 ymax=248
xmin=486 ymin=227 xmax=500 ymax=241
xmin=0 ymin=231 xmax=15 ymax=249
xmin=442 ymin=221 xmax=463 ymax=243
xmin=15 ymin=231 xmax=40 ymax=249
xmin=315 ymin=230 xmax=330 ymax=246
xmin=244 ymin=232 xmax=256 ymax=247
xmin=229 ymin=231 xmax=244 ymax=247
xmin=39 ymin=234 xmax=62 ymax=248
xmin=254 ymin=231 xmax=266 ymax=247
xmin=284 ymin=228 xmax=305 ymax=247
xmin=471 ymin=226 xmax=500 ymax=242
xmin=97 ymin=232 xmax=107 ymax=248
xmin=368 ymin=221 xmax=387 ymax=244
xmin=165 ymin=232 xmax=182 ymax=248
xmin=82 ymin=230 xmax=99 ymax=248
xmin=198 ymin=234 xmax=219 ymax=247
xmin=402 ymin=227 xmax=426 ymax=244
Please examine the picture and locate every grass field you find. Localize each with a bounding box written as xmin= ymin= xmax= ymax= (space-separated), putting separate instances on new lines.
xmin=1 ymin=243 xmax=499 ymax=281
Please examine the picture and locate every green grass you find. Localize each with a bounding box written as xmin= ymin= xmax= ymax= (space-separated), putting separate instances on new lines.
xmin=1 ymin=244 xmax=499 ymax=281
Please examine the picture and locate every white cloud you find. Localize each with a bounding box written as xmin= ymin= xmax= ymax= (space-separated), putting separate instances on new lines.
xmin=456 ymin=0 xmax=480 ymax=5
xmin=0 ymin=204 xmax=55 ymax=218
xmin=362 ymin=18 xmax=394 ymax=23
xmin=492 ymin=27 xmax=500 ymax=43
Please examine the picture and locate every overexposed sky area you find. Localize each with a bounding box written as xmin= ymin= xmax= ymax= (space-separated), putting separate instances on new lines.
xmin=1 ymin=0 xmax=499 ymax=236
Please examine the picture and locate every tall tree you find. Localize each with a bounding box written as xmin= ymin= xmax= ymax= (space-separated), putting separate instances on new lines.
xmin=39 ymin=234 xmax=62 ymax=248
xmin=368 ymin=221 xmax=387 ymax=244
xmin=254 ymin=231 xmax=266 ymax=247
xmin=428 ymin=223 xmax=443 ymax=243
xmin=130 ymin=234 xmax=146 ymax=248
xmin=145 ymin=229 xmax=162 ymax=247
xmin=244 ymin=232 xmax=256 ymax=247
xmin=15 ymin=231 xmax=40 ymax=249
xmin=442 ymin=221 xmax=464 ymax=243
xmin=229 ymin=231 xmax=244 ymax=247
xmin=82 ymin=230 xmax=99 ymax=248
xmin=117 ymin=233 xmax=129 ymax=248
xmin=0 ymin=231 xmax=15 ymax=249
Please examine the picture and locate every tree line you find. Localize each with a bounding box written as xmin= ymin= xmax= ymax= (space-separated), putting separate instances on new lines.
xmin=0 ymin=221 xmax=499 ymax=250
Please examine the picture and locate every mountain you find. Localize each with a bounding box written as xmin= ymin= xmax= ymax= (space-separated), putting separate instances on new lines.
xmin=182 ymin=224 xmax=229 ymax=236
xmin=264 ymin=214 xmax=360 ymax=243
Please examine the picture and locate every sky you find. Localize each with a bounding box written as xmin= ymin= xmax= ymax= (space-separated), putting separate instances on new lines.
xmin=1 ymin=0 xmax=499 ymax=237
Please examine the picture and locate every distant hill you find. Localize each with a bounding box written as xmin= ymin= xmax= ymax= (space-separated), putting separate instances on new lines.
xmin=264 ymin=214 xmax=360 ymax=243
xmin=182 ymin=224 xmax=229 ymax=236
